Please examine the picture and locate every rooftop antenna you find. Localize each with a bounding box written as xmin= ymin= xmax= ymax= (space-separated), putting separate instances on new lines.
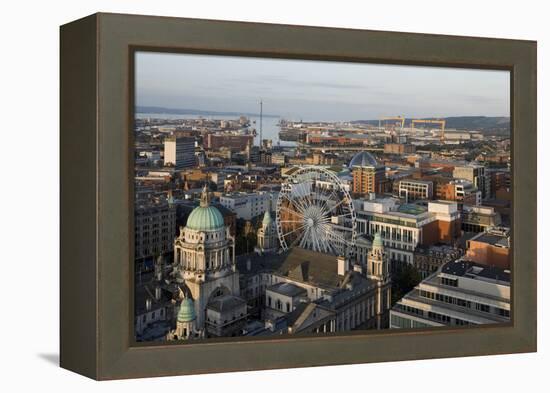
xmin=259 ymin=99 xmax=263 ymax=148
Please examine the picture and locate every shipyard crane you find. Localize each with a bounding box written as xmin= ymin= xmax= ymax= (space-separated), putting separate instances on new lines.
xmin=378 ymin=116 xmax=405 ymax=129
xmin=410 ymin=119 xmax=446 ymax=142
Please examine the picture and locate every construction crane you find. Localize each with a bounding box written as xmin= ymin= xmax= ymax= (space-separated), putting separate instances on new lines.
xmin=410 ymin=119 xmax=446 ymax=142
xmin=378 ymin=116 xmax=405 ymax=129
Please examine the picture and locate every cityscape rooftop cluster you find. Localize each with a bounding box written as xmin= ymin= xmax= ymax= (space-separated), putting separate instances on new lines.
xmin=133 ymin=112 xmax=511 ymax=342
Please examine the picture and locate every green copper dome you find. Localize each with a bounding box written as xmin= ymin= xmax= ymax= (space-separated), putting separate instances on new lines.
xmin=372 ymin=232 xmax=384 ymax=248
xmin=186 ymin=186 xmax=225 ymax=231
xmin=177 ymin=298 xmax=196 ymax=322
xmin=262 ymin=210 xmax=273 ymax=226
xmin=187 ymin=205 xmax=225 ymax=231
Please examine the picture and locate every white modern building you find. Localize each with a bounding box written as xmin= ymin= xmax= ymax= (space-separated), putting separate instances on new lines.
xmin=219 ymin=191 xmax=277 ymax=220
xmin=453 ymin=164 xmax=488 ymax=199
xmin=164 ymin=136 xmax=196 ymax=169
xmin=398 ymin=179 xmax=433 ymax=202
xmin=390 ymin=259 xmax=510 ymax=329
xmin=452 ymin=179 xmax=482 ymax=206
xmin=354 ymin=197 xmax=460 ymax=264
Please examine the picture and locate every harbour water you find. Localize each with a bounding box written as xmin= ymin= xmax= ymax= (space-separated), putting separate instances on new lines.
xmin=136 ymin=112 xmax=295 ymax=147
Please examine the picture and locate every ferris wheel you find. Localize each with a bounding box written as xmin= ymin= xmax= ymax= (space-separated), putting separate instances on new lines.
xmin=276 ymin=166 xmax=357 ymax=256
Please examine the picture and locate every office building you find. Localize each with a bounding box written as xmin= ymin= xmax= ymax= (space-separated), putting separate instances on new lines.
xmin=205 ymin=133 xmax=254 ymax=151
xmin=390 ymin=259 xmax=510 ymax=328
xmin=453 ymin=164 xmax=488 ymax=199
xmin=466 ymin=228 xmax=511 ymax=269
xmin=413 ymin=245 xmax=463 ymax=279
xmin=355 ymin=198 xmax=460 ymax=264
xmin=461 ymin=205 xmax=502 ymax=233
xmin=134 ymin=201 xmax=177 ymax=270
xmin=350 ymin=151 xmax=386 ymax=195
xmin=220 ymin=191 xmax=276 ymax=220
xmin=397 ymin=179 xmax=433 ymax=202
xmin=164 ymin=136 xmax=196 ymax=169
xmin=384 ymin=143 xmax=416 ymax=155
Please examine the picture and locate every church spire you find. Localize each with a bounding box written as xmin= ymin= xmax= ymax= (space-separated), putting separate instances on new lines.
xmin=200 ymin=185 xmax=210 ymax=207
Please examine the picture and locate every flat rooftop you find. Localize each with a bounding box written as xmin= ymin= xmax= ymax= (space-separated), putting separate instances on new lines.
xmin=473 ymin=232 xmax=509 ymax=248
xmin=441 ymin=260 xmax=510 ymax=284
xmin=267 ymin=282 xmax=307 ymax=297
xmin=397 ymin=204 xmax=428 ymax=216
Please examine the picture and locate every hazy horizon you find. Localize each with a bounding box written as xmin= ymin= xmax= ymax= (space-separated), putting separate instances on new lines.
xmin=136 ymin=52 xmax=510 ymax=122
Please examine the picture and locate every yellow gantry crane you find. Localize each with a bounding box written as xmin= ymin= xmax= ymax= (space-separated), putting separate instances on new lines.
xmin=410 ymin=119 xmax=446 ymax=142
xmin=378 ymin=116 xmax=405 ymax=129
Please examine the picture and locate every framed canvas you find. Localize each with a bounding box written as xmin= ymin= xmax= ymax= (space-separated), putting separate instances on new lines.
xmin=60 ymin=13 xmax=537 ymax=380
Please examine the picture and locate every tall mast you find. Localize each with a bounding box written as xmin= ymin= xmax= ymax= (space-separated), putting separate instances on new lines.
xmin=259 ymin=100 xmax=263 ymax=148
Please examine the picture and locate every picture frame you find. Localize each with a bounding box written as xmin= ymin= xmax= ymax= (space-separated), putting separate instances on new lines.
xmin=60 ymin=12 xmax=537 ymax=380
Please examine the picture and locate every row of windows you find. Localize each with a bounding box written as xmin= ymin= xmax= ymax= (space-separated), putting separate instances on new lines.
xmin=391 ymin=314 xmax=432 ymax=329
xmin=206 ymin=312 xmax=245 ymax=325
xmin=140 ymin=308 xmax=165 ymax=324
xmin=427 ymin=311 xmax=451 ymax=323
xmin=419 ymin=289 xmax=509 ymax=318
xmin=440 ymin=277 xmax=458 ymax=287
xmin=394 ymin=305 xmax=474 ymax=327
xmin=267 ymin=297 xmax=292 ymax=313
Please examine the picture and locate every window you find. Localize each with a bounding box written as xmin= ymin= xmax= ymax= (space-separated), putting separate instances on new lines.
xmin=428 ymin=311 xmax=451 ymax=323
xmin=441 ymin=277 xmax=458 ymax=287
xmin=476 ymin=303 xmax=490 ymax=313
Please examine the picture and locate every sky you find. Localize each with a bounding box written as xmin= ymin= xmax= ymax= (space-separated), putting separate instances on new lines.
xmin=135 ymin=51 xmax=510 ymax=122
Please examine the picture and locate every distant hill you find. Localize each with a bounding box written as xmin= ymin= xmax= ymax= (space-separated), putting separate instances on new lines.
xmin=136 ymin=105 xmax=279 ymax=118
xmin=353 ymin=116 xmax=510 ymax=135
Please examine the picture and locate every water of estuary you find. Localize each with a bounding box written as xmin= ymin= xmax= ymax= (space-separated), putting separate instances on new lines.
xmin=136 ymin=113 xmax=296 ymax=147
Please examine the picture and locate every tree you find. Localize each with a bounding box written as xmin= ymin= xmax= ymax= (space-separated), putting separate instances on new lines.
xmin=391 ymin=263 xmax=422 ymax=304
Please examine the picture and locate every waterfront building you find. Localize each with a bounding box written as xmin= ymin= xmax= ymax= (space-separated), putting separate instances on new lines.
xmin=390 ymin=259 xmax=510 ymax=328
xmin=205 ymin=133 xmax=254 ymax=151
xmin=164 ymin=136 xmax=196 ymax=170
xmin=271 ymin=153 xmax=287 ymax=166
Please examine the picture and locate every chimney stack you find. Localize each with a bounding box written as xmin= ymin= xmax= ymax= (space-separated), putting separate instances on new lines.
xmin=337 ymin=255 xmax=348 ymax=276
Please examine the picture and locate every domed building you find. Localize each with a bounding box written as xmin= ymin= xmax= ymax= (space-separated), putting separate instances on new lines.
xmin=349 ymin=151 xmax=386 ymax=196
xmin=167 ymin=286 xmax=199 ymax=340
xmin=173 ymin=186 xmax=244 ymax=336
xmin=348 ymin=151 xmax=379 ymax=169
xmin=256 ymin=210 xmax=278 ymax=254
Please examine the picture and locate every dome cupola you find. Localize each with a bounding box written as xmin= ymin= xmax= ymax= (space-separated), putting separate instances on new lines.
xmin=186 ymin=185 xmax=225 ymax=231
xmin=177 ymin=297 xmax=196 ymax=323
xmin=262 ymin=210 xmax=273 ymax=226
xmin=349 ymin=151 xmax=379 ymax=168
